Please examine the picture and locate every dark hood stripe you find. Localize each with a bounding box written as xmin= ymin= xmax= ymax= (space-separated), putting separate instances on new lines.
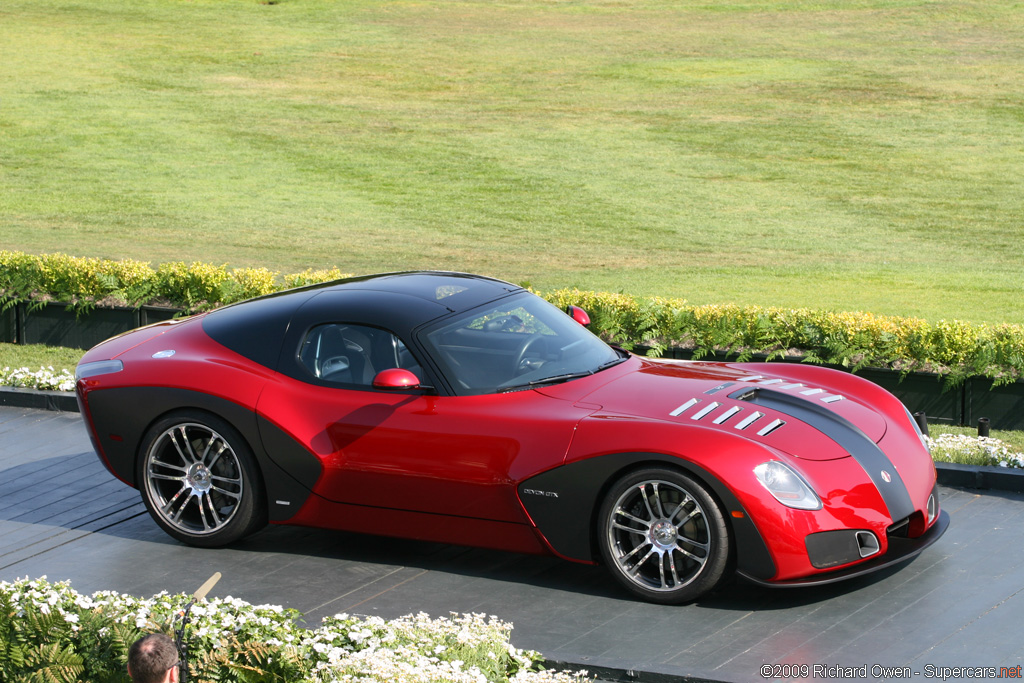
xmin=729 ymin=387 xmax=915 ymax=522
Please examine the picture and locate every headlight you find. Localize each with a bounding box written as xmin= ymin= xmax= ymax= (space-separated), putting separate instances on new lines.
xmin=753 ymin=461 xmax=822 ymax=511
xmin=75 ymin=359 xmax=124 ymax=381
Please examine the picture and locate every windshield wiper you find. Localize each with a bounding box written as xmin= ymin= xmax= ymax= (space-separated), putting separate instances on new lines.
xmin=529 ymin=370 xmax=594 ymax=385
xmin=596 ymin=356 xmax=629 ymax=372
xmin=498 ymin=370 xmax=594 ymax=393
xmin=498 ymin=354 xmax=628 ymax=393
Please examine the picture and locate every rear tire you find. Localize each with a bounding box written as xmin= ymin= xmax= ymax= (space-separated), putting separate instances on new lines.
xmin=597 ymin=467 xmax=730 ymax=604
xmin=138 ymin=411 xmax=265 ymax=547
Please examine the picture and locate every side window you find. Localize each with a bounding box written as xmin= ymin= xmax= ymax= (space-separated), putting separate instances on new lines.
xmin=298 ymin=324 xmax=422 ymax=388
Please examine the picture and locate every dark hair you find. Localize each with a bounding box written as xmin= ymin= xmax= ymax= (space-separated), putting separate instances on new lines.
xmin=128 ymin=633 xmax=179 ymax=683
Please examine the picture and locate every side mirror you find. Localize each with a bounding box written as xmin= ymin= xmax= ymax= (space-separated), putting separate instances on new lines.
xmin=372 ymin=368 xmax=422 ymax=390
xmin=565 ymin=305 xmax=591 ymax=327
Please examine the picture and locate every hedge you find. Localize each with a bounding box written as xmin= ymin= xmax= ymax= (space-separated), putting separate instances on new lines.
xmin=0 ymin=251 xmax=353 ymax=313
xmin=2 ymin=251 xmax=1022 ymax=387
xmin=542 ymin=288 xmax=1024 ymax=387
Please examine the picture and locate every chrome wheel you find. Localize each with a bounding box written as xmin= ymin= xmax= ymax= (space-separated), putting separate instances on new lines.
xmin=599 ymin=468 xmax=729 ymax=603
xmin=143 ymin=421 xmax=245 ymax=538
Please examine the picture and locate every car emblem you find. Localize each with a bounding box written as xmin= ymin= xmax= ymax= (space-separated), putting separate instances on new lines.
xmin=152 ymin=350 xmax=176 ymax=359
xmin=880 ymin=470 xmax=892 ymax=483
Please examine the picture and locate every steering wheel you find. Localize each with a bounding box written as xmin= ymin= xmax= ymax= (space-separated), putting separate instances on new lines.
xmin=484 ymin=315 xmax=523 ymax=332
xmin=512 ymin=333 xmax=547 ymax=374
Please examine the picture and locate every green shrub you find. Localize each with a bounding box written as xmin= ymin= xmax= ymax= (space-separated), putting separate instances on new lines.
xmin=0 ymin=252 xmax=356 ymax=313
xmin=0 ymin=252 xmax=157 ymax=312
xmin=222 ymin=267 xmax=280 ymax=305
xmin=284 ymin=267 xmax=353 ymax=288
xmin=153 ymin=261 xmax=232 ymax=311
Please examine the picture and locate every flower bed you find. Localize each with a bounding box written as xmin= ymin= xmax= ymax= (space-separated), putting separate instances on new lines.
xmin=0 ymin=366 xmax=75 ymax=392
xmin=926 ymin=434 xmax=1024 ymax=469
xmin=0 ymin=576 xmax=587 ymax=683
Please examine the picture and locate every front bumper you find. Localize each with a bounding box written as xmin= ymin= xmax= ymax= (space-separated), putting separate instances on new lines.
xmin=738 ymin=509 xmax=949 ymax=588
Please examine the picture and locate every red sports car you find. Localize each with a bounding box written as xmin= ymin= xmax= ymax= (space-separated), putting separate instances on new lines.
xmin=75 ymin=272 xmax=947 ymax=604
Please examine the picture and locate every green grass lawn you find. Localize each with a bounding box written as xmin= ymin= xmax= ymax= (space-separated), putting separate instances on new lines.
xmin=2 ymin=0 xmax=1022 ymax=324
xmin=0 ymin=343 xmax=84 ymax=373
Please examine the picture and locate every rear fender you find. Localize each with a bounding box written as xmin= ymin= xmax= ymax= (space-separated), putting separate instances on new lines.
xmin=83 ymin=387 xmax=318 ymax=522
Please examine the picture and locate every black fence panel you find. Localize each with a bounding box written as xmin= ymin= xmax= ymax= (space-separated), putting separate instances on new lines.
xmin=19 ymin=303 xmax=141 ymax=350
xmin=964 ymin=378 xmax=1024 ymax=432
xmin=0 ymin=305 xmax=14 ymax=344
xmin=857 ymin=369 xmax=962 ymax=426
xmin=140 ymin=305 xmax=180 ymax=326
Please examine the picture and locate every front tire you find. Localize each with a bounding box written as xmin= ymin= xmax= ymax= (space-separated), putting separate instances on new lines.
xmin=138 ymin=411 xmax=265 ymax=547
xmin=598 ymin=467 xmax=730 ymax=604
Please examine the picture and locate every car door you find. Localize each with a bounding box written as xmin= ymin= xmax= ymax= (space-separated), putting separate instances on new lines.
xmin=258 ymin=322 xmax=588 ymax=524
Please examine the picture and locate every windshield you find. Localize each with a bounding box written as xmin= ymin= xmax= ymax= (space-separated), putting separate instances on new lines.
xmin=421 ymin=292 xmax=623 ymax=395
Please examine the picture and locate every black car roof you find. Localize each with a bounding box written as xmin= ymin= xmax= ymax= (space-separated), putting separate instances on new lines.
xmin=311 ymin=271 xmax=521 ymax=313
xmin=202 ymin=272 xmax=523 ymax=369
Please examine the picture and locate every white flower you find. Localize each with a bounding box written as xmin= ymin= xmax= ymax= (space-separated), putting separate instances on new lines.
xmin=0 ymin=366 xmax=75 ymax=392
xmin=925 ymin=434 xmax=1024 ymax=469
xmin=0 ymin=576 xmax=598 ymax=683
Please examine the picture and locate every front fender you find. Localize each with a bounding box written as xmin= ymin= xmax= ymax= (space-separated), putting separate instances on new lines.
xmin=518 ymin=414 xmax=782 ymax=580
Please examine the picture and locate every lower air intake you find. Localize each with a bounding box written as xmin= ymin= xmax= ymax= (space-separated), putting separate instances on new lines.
xmin=806 ymin=529 xmax=881 ymax=569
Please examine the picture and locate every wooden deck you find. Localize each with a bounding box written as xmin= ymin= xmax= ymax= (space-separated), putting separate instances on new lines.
xmin=2 ymin=406 xmax=1021 ymax=682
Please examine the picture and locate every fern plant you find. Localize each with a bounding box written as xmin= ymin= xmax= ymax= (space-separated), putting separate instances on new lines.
xmin=0 ymin=602 xmax=84 ymax=683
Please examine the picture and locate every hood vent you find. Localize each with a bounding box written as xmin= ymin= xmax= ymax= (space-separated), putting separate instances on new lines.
xmin=735 ymin=411 xmax=764 ymax=430
xmin=669 ymin=398 xmax=699 ymax=417
xmin=712 ymin=406 xmax=742 ymax=424
xmin=667 ymin=375 xmax=847 ymax=438
xmin=755 ymin=419 xmax=787 ymax=437
xmin=691 ymin=402 xmax=721 ymax=420
xmin=668 ymin=400 xmax=784 ymax=436
xmin=736 ymin=376 xmax=845 ymax=405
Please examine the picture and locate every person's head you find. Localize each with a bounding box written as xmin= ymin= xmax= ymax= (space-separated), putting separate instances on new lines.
xmin=128 ymin=633 xmax=179 ymax=683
